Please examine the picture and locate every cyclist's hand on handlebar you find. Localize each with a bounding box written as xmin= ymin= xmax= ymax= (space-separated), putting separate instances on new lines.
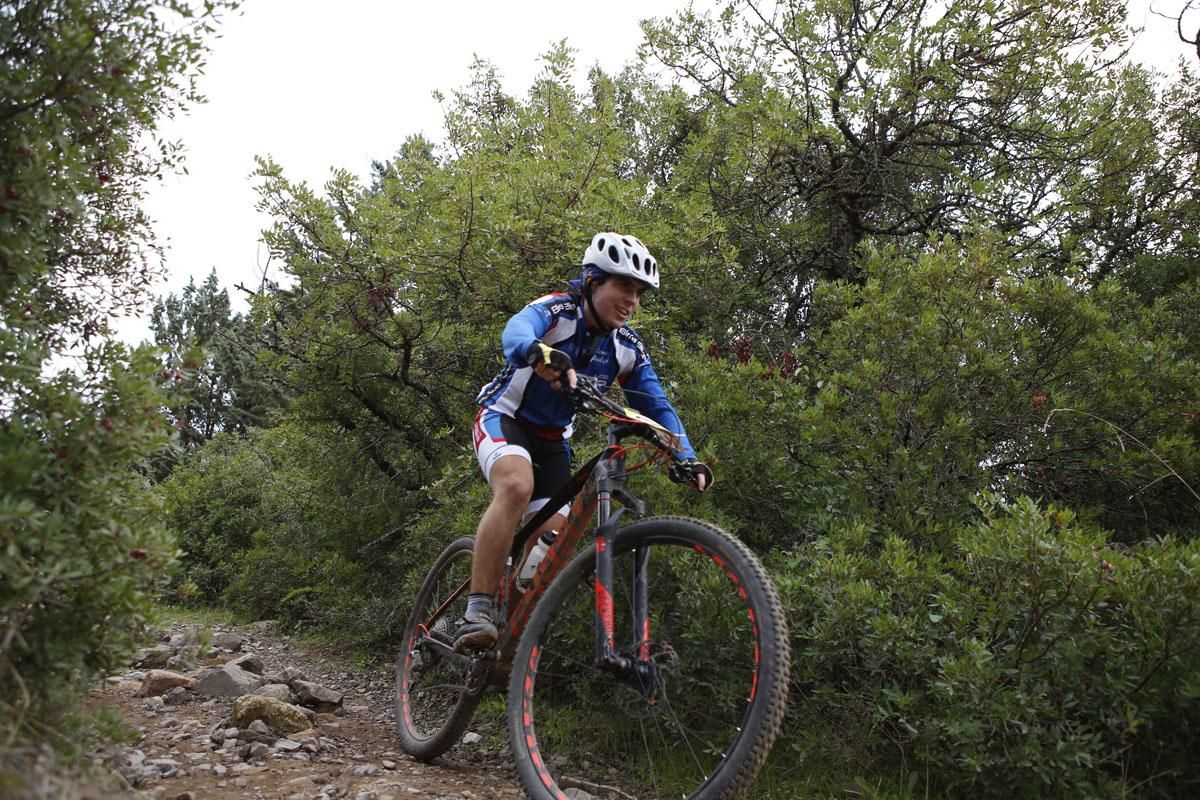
xmin=669 ymin=458 xmax=713 ymax=492
xmin=526 ymin=341 xmax=577 ymax=390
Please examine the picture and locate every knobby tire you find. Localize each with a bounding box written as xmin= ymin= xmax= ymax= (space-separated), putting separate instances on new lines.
xmin=395 ymin=536 xmax=486 ymax=761
xmin=507 ymin=516 xmax=791 ymax=800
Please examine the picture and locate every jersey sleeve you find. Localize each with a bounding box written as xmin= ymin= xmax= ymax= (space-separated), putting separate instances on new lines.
xmin=616 ymin=330 xmax=697 ymax=460
xmin=501 ymin=297 xmax=557 ymax=366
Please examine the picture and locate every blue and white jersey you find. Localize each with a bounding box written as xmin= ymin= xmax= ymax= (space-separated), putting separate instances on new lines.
xmin=475 ymin=292 xmax=697 ymax=459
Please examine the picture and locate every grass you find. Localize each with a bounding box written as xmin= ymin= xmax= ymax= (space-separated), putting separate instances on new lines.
xmin=155 ymin=603 xmax=249 ymax=630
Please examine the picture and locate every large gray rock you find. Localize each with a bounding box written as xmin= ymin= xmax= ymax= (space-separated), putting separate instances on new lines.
xmin=293 ymin=680 xmax=342 ymax=712
xmin=211 ymin=631 xmax=245 ymax=651
xmin=253 ymin=683 xmax=297 ymax=704
xmin=193 ymin=664 xmax=263 ymax=698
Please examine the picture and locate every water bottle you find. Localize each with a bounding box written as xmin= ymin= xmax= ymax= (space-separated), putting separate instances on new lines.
xmin=517 ymin=531 xmax=557 ymax=590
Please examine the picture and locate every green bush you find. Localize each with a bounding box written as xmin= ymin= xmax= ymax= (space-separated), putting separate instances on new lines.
xmin=159 ymin=421 xmax=483 ymax=650
xmin=776 ymin=496 xmax=1200 ymax=798
xmin=1 ymin=346 xmax=173 ymax=736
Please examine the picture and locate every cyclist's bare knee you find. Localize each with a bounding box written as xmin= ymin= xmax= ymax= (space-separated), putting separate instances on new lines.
xmin=489 ymin=456 xmax=533 ymax=511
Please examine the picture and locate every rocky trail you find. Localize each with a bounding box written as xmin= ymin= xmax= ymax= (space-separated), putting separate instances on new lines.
xmin=86 ymin=620 xmax=528 ymax=800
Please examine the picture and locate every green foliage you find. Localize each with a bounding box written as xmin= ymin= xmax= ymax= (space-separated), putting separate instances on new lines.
xmin=638 ymin=0 xmax=1196 ymax=331
xmin=150 ymin=270 xmax=286 ymax=456
xmin=159 ymin=422 xmax=485 ymax=649
xmin=1 ymin=0 xmax=237 ymax=342
xmin=0 ymin=0 xmax=235 ymax=748
xmin=776 ymin=498 xmax=1200 ymax=798
xmin=160 ymin=5 xmax=1199 ymax=797
xmin=674 ymin=236 xmax=1200 ymax=548
xmin=0 ymin=345 xmax=173 ymax=734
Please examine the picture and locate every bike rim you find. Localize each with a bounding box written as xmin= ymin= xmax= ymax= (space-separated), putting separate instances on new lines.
xmin=518 ymin=532 xmax=766 ymax=800
xmin=399 ymin=551 xmax=474 ymax=742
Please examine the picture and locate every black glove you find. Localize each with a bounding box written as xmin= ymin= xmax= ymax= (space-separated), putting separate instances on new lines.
xmin=669 ymin=458 xmax=713 ymax=490
xmin=526 ymin=341 xmax=573 ymax=373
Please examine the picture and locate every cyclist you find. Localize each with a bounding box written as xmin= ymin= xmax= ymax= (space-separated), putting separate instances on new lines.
xmin=456 ymin=232 xmax=712 ymax=651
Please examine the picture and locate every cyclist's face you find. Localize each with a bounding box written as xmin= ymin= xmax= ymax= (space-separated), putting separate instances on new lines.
xmin=589 ymin=275 xmax=647 ymax=330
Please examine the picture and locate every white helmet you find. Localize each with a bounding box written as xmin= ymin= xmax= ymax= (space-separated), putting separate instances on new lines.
xmin=581 ymin=232 xmax=660 ymax=290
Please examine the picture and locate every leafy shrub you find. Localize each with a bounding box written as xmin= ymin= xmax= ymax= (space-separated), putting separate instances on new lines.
xmin=159 ymin=421 xmax=482 ymax=650
xmin=1 ymin=347 xmax=173 ymax=736
xmin=776 ymin=496 xmax=1200 ymax=798
xmin=674 ymin=238 xmax=1200 ymax=550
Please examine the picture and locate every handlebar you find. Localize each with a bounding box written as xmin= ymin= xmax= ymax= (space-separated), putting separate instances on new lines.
xmin=566 ymin=376 xmax=711 ymax=490
xmin=566 ymin=376 xmax=681 ymax=455
xmin=566 ymin=375 xmax=628 ymax=418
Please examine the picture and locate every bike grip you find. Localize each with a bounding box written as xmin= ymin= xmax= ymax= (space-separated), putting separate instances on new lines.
xmin=669 ymin=459 xmax=713 ymax=488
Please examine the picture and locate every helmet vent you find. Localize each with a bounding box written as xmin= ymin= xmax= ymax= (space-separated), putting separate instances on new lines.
xmin=597 ymin=237 xmax=606 ymax=250
xmin=607 ymin=244 xmax=620 ymax=263
xmin=632 ymin=253 xmax=641 ymax=270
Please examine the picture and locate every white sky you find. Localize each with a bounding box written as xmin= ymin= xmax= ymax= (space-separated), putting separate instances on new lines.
xmin=125 ymin=0 xmax=1193 ymax=343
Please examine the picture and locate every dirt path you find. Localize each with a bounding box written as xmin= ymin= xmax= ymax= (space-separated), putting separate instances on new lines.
xmin=88 ymin=621 xmax=528 ymax=800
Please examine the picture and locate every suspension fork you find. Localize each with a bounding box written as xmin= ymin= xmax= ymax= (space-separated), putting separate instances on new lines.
xmin=592 ymin=444 xmax=652 ymax=673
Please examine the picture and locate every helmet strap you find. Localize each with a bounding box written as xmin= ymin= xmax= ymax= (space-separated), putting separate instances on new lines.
xmin=581 ymin=277 xmax=614 ymax=333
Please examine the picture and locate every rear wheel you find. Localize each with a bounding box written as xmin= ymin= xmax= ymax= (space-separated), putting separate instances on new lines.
xmin=507 ymin=516 xmax=790 ymax=800
xmin=395 ymin=536 xmax=487 ymax=760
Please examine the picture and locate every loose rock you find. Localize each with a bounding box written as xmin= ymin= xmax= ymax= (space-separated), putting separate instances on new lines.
xmin=232 ymin=694 xmax=313 ymax=735
xmin=135 ymin=646 xmax=173 ymax=669
xmin=139 ymin=670 xmax=193 ymax=697
xmin=212 ymin=631 xmax=245 ymax=651
xmin=164 ymin=686 xmax=190 ymax=706
xmin=294 ymin=680 xmax=343 ymax=712
xmin=253 ymin=682 xmax=296 ymax=704
xmin=229 ymin=653 xmax=265 ymax=674
xmin=193 ymin=664 xmax=263 ymax=698
xmin=266 ymin=666 xmax=307 ymax=686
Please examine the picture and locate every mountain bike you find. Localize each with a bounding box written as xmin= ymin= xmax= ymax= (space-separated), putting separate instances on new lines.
xmin=395 ymin=376 xmax=791 ymax=800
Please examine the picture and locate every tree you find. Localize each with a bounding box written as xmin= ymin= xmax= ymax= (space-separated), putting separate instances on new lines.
xmin=637 ymin=0 xmax=1199 ymax=332
xmin=1166 ymin=0 xmax=1200 ymax=60
xmin=249 ymin=45 xmax=698 ymax=489
xmin=150 ymin=271 xmax=285 ymax=452
xmin=1 ymin=0 xmax=235 ymax=746
xmin=173 ymin=26 xmax=1199 ymax=796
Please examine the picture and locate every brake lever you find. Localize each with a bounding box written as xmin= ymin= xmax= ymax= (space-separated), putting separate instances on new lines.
xmin=567 ymin=376 xmax=616 ymax=415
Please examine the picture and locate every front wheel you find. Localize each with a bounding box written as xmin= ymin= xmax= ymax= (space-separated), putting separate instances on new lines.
xmin=507 ymin=516 xmax=791 ymax=800
xmin=395 ymin=536 xmax=486 ymax=761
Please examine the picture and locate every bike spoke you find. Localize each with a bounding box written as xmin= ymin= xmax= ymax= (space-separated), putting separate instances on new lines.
xmin=637 ymin=715 xmax=664 ymax=800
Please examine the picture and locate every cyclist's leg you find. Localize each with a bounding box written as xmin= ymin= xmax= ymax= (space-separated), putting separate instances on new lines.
xmin=471 ymin=412 xmax=574 ymax=592
xmin=470 ymin=453 xmax=534 ymax=595
xmin=470 ymin=409 xmax=537 ymax=597
xmin=519 ymin=433 xmax=573 ymax=549
xmin=461 ymin=410 xmax=536 ymax=650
